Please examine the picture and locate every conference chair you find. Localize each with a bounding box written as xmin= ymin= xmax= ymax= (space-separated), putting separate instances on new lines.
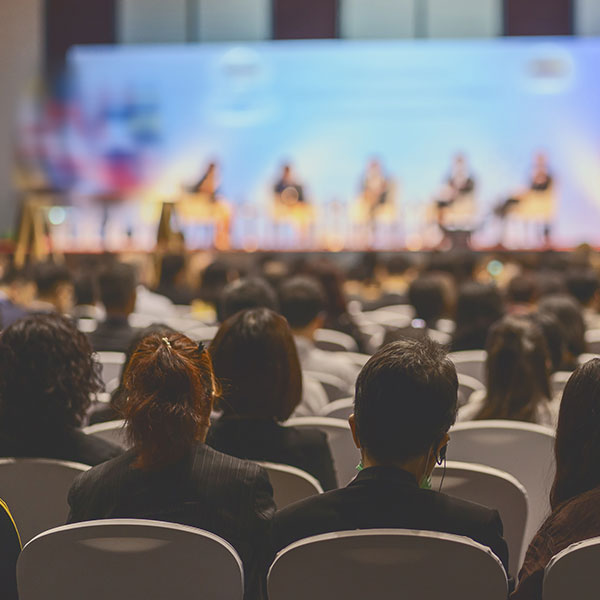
xmin=96 ymin=351 xmax=126 ymax=388
xmin=551 ymin=371 xmax=572 ymax=399
xmin=268 ymin=529 xmax=508 ymax=600
xmin=448 ymin=350 xmax=487 ymax=384
xmin=319 ymin=397 xmax=353 ymax=420
xmin=432 ymin=460 xmax=528 ymax=576
xmin=457 ymin=373 xmax=485 ymax=407
xmin=258 ymin=462 xmax=323 ymax=509
xmin=285 ymin=417 xmax=358 ymax=487
xmin=17 ymin=520 xmax=244 ymax=600
xmin=0 ymin=458 xmax=89 ymax=544
xmin=578 ymin=352 xmax=600 ymax=365
xmin=83 ymin=419 xmax=129 ymax=450
xmin=447 ymin=420 xmax=555 ymax=563
xmin=543 ymin=537 xmax=600 ymax=600
xmin=314 ymin=329 xmax=358 ymax=352
xmin=186 ymin=324 xmax=219 ymax=344
xmin=332 ymin=351 xmax=370 ymax=370
xmin=584 ymin=329 xmax=600 ymax=355
xmin=304 ymin=371 xmax=350 ymax=402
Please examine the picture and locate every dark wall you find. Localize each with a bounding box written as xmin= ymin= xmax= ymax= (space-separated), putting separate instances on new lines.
xmin=273 ymin=0 xmax=338 ymax=39
xmin=505 ymin=0 xmax=573 ymax=36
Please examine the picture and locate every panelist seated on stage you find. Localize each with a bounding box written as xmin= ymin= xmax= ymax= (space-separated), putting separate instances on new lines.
xmin=353 ymin=157 xmax=396 ymax=223
xmin=189 ymin=161 xmax=220 ymax=200
xmin=274 ymin=163 xmax=305 ymax=206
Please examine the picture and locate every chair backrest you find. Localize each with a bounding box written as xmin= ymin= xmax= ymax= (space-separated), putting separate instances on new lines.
xmin=268 ymin=529 xmax=508 ymax=600
xmin=96 ymin=352 xmax=126 ymax=387
xmin=0 ymin=458 xmax=89 ymax=544
xmin=285 ymin=417 xmax=358 ymax=486
xmin=578 ymin=352 xmax=599 ymax=365
xmin=304 ymin=371 xmax=350 ymax=402
xmin=432 ymin=460 xmax=528 ymax=577
xmin=319 ymin=397 xmax=354 ymax=420
xmin=551 ymin=371 xmax=572 ymax=398
xmin=332 ymin=351 xmax=371 ymax=370
xmin=585 ymin=329 xmax=600 ymax=355
xmin=457 ymin=373 xmax=485 ymax=407
xmin=543 ymin=536 xmax=600 ymax=600
xmin=258 ymin=462 xmax=323 ymax=509
xmin=448 ymin=350 xmax=487 ymax=384
xmin=187 ymin=324 xmax=219 ymax=343
xmin=83 ymin=420 xmax=129 ymax=450
xmin=447 ymin=420 xmax=555 ymax=563
xmin=314 ymin=329 xmax=358 ymax=352
xmin=17 ymin=519 xmax=244 ymax=600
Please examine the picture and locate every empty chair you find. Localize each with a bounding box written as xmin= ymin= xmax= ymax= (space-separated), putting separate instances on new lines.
xmin=259 ymin=462 xmax=323 ymax=509
xmin=543 ymin=537 xmax=600 ymax=600
xmin=0 ymin=458 xmax=89 ymax=544
xmin=457 ymin=373 xmax=485 ymax=407
xmin=447 ymin=420 xmax=555 ymax=562
xmin=285 ymin=417 xmax=358 ymax=486
xmin=17 ymin=520 xmax=244 ymax=600
xmin=304 ymin=371 xmax=350 ymax=402
xmin=432 ymin=460 xmax=528 ymax=576
xmin=268 ymin=529 xmax=508 ymax=600
xmin=83 ymin=420 xmax=129 ymax=450
xmin=551 ymin=371 xmax=572 ymax=398
xmin=449 ymin=350 xmax=487 ymax=384
xmin=96 ymin=352 xmax=126 ymax=388
xmin=319 ymin=397 xmax=354 ymax=420
xmin=314 ymin=329 xmax=358 ymax=352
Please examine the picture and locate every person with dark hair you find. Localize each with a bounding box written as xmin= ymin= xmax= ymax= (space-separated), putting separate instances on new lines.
xmin=89 ymin=262 xmax=140 ymax=352
xmin=279 ymin=276 xmax=358 ymax=388
xmin=208 ymin=308 xmax=336 ymax=491
xmin=512 ymin=360 xmax=600 ymax=599
xmin=458 ymin=316 xmax=556 ymax=426
xmin=0 ymin=314 xmax=121 ymax=465
xmin=407 ymin=274 xmax=447 ymax=328
xmin=565 ymin=268 xmax=600 ymax=328
xmin=506 ymin=274 xmax=538 ymax=315
xmin=0 ymin=266 xmax=33 ymax=329
xmin=29 ymin=261 xmax=74 ymax=315
xmin=67 ymin=332 xmax=275 ymax=600
xmin=272 ymin=339 xmax=509 ymax=576
xmin=217 ymin=277 xmax=279 ymax=323
xmin=72 ymin=271 xmax=103 ymax=321
xmin=0 ymin=498 xmax=20 ymax=600
xmin=197 ymin=260 xmax=235 ymax=318
xmin=451 ymin=282 xmax=504 ymax=352
xmin=154 ymin=253 xmax=195 ymax=306
xmin=539 ymin=294 xmax=587 ymax=371
xmin=528 ymin=312 xmax=564 ymax=374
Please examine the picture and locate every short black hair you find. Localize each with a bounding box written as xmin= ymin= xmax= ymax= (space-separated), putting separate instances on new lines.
xmin=33 ymin=262 xmax=72 ymax=297
xmin=218 ymin=277 xmax=278 ymax=323
xmin=354 ymin=338 xmax=458 ymax=463
xmin=408 ymin=275 xmax=446 ymax=326
xmin=507 ymin=274 xmax=538 ymax=304
xmin=279 ymin=276 xmax=325 ymax=329
xmin=1 ymin=265 xmax=33 ymax=286
xmin=158 ymin=254 xmax=186 ymax=287
xmin=566 ymin=268 xmax=599 ymax=307
xmin=98 ymin=263 xmax=136 ymax=312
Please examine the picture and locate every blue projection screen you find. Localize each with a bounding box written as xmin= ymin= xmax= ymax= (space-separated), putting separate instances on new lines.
xmin=67 ymin=37 xmax=600 ymax=249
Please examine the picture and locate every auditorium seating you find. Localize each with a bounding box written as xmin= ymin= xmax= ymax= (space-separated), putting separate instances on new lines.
xmin=267 ymin=529 xmax=508 ymax=600
xmin=96 ymin=351 xmax=126 ymax=388
xmin=83 ymin=420 xmax=129 ymax=450
xmin=17 ymin=520 xmax=244 ymax=600
xmin=304 ymin=371 xmax=351 ymax=402
xmin=584 ymin=329 xmax=600 ymax=355
xmin=319 ymin=397 xmax=354 ymax=419
xmin=551 ymin=371 xmax=573 ymax=398
xmin=448 ymin=350 xmax=487 ymax=384
xmin=0 ymin=458 xmax=89 ymax=544
xmin=543 ymin=537 xmax=600 ymax=600
xmin=457 ymin=373 xmax=485 ymax=406
xmin=258 ymin=462 xmax=323 ymax=509
xmin=431 ymin=460 xmax=527 ymax=576
xmin=314 ymin=328 xmax=359 ymax=352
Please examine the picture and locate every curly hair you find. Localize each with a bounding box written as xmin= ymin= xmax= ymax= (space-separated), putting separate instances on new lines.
xmin=0 ymin=314 xmax=102 ymax=431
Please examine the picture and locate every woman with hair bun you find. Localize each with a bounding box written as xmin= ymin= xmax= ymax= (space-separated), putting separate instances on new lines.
xmin=67 ymin=332 xmax=275 ymax=600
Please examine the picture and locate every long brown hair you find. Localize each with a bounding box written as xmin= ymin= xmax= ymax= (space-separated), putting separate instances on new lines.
xmin=121 ymin=332 xmax=217 ymax=470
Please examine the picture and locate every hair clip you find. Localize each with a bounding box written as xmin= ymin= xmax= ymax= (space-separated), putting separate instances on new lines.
xmin=161 ymin=337 xmax=172 ymax=349
xmin=197 ymin=341 xmax=205 ymax=354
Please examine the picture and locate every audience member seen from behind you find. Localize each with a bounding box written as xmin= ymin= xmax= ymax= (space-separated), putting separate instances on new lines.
xmin=89 ymin=262 xmax=140 ymax=353
xmin=458 ymin=316 xmax=557 ymax=426
xmin=527 ymin=312 xmax=564 ymax=374
xmin=29 ymin=262 xmax=74 ymax=315
xmin=208 ymin=308 xmax=336 ymax=491
xmin=565 ymin=267 xmax=600 ymax=328
xmin=539 ymin=294 xmax=587 ymax=371
xmin=217 ymin=277 xmax=279 ymax=323
xmin=506 ymin=274 xmax=538 ymax=315
xmin=196 ymin=260 xmax=236 ymax=321
xmin=154 ymin=253 xmax=195 ymax=306
xmin=407 ymin=274 xmax=448 ymax=329
xmin=67 ymin=332 xmax=275 ymax=600
xmin=0 ymin=498 xmax=20 ymax=600
xmin=272 ymin=339 xmax=510 ymax=577
xmin=0 ymin=266 xmax=34 ymax=329
xmin=451 ymin=282 xmax=504 ymax=352
xmin=279 ymin=276 xmax=358 ymax=389
xmin=0 ymin=314 xmax=121 ymax=465
xmin=512 ymin=359 xmax=600 ymax=600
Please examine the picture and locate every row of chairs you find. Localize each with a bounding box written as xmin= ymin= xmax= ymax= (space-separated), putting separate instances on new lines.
xmin=16 ymin=518 xmax=600 ymax=600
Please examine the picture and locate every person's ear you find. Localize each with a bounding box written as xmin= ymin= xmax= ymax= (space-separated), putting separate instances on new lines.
xmin=436 ymin=432 xmax=450 ymax=460
xmin=349 ymin=413 xmax=361 ymax=450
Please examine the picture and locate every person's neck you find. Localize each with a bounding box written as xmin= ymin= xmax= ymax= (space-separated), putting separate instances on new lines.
xmin=292 ymin=321 xmax=319 ymax=342
xmin=362 ymin=453 xmax=427 ymax=483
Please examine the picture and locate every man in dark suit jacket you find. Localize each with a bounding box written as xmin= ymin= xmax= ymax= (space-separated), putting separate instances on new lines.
xmin=271 ymin=339 xmax=510 ymax=578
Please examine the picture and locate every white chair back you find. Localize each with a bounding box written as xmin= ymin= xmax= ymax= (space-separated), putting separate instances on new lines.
xmin=332 ymin=351 xmax=370 ymax=370
xmin=578 ymin=352 xmax=600 ymax=365
xmin=319 ymin=397 xmax=354 ymax=420
xmin=585 ymin=329 xmax=600 ymax=355
xmin=83 ymin=420 xmax=129 ymax=449
xmin=551 ymin=371 xmax=572 ymax=398
xmin=187 ymin=324 xmax=219 ymax=343
xmin=543 ymin=536 xmax=600 ymax=600
xmin=285 ymin=417 xmax=358 ymax=486
xmin=258 ymin=462 xmax=323 ymax=509
xmin=17 ymin=520 xmax=244 ymax=600
xmin=457 ymin=373 xmax=485 ymax=407
xmin=268 ymin=529 xmax=508 ymax=600
xmin=314 ymin=329 xmax=358 ymax=352
xmin=432 ymin=460 xmax=528 ymax=576
xmin=304 ymin=371 xmax=350 ymax=402
xmin=0 ymin=458 xmax=89 ymax=544
xmin=447 ymin=420 xmax=555 ymax=563
xmin=449 ymin=350 xmax=487 ymax=384
xmin=96 ymin=352 xmax=126 ymax=388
